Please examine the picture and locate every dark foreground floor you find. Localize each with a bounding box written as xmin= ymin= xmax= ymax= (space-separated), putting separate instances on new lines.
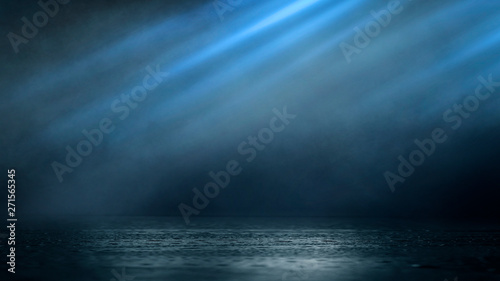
xmin=2 ymin=217 xmax=499 ymax=281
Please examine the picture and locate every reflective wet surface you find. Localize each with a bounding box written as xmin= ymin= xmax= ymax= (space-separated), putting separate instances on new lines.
xmin=6 ymin=217 xmax=500 ymax=280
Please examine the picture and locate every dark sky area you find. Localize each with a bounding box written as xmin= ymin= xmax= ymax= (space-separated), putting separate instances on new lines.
xmin=1 ymin=0 xmax=499 ymax=222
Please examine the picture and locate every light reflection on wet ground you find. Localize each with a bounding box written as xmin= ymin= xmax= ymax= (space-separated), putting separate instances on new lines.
xmin=7 ymin=217 xmax=500 ymax=280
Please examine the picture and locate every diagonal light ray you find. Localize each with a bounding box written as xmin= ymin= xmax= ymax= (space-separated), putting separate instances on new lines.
xmin=41 ymin=0 xmax=346 ymax=142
